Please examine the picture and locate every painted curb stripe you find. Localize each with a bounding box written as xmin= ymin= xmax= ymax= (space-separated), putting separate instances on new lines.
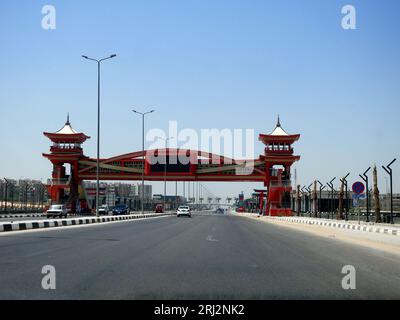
xmin=241 ymin=214 xmax=400 ymax=237
xmin=0 ymin=213 xmax=171 ymax=233
xmin=270 ymin=217 xmax=400 ymax=236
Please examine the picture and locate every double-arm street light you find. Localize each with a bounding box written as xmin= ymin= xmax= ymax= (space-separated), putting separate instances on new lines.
xmin=382 ymin=159 xmax=396 ymax=224
xmin=82 ymin=54 xmax=117 ymax=216
xmin=359 ymin=167 xmax=371 ymax=222
xmin=307 ymin=183 xmax=313 ymax=217
xmin=340 ymin=173 xmax=350 ymax=221
xmin=301 ymin=186 xmax=306 ymax=214
xmin=156 ymin=136 xmax=174 ymax=212
xmin=317 ymin=180 xmax=326 ymax=218
xmin=327 ymin=177 xmax=336 ymax=219
xmin=132 ymin=109 xmax=155 ymax=214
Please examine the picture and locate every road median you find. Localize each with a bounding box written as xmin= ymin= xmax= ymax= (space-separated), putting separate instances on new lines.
xmin=0 ymin=213 xmax=172 ymax=233
xmin=0 ymin=214 xmax=44 ymax=219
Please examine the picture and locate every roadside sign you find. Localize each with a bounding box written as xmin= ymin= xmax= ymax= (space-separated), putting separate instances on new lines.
xmin=352 ymin=193 xmax=366 ymax=200
xmin=352 ymin=192 xmax=366 ymax=207
xmin=352 ymin=181 xmax=365 ymax=194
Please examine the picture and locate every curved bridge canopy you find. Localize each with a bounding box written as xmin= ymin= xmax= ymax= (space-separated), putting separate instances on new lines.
xmin=77 ymin=148 xmax=266 ymax=182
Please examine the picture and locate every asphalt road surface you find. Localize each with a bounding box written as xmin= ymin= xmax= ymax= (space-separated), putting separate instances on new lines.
xmin=0 ymin=212 xmax=399 ymax=299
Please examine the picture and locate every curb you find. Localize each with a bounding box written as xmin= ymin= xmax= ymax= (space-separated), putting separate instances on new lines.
xmin=237 ymin=214 xmax=400 ymax=237
xmin=0 ymin=213 xmax=172 ymax=233
xmin=0 ymin=214 xmax=44 ymax=219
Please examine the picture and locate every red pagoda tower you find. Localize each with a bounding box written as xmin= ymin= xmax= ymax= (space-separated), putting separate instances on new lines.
xmin=43 ymin=115 xmax=90 ymax=212
xmin=258 ymin=117 xmax=300 ymax=216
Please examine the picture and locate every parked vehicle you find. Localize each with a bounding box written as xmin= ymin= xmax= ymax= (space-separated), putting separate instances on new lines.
xmin=155 ymin=204 xmax=164 ymax=213
xmin=215 ymin=208 xmax=224 ymax=214
xmin=112 ymin=204 xmax=129 ymax=215
xmin=46 ymin=204 xmax=68 ymax=219
xmin=177 ymin=205 xmax=191 ymax=218
xmin=98 ymin=205 xmax=111 ymax=215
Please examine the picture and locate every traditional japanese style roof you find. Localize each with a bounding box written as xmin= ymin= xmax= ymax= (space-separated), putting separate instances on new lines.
xmin=259 ymin=116 xmax=300 ymax=145
xmin=55 ymin=114 xmax=78 ymax=134
xmin=268 ymin=115 xmax=288 ymax=135
xmin=43 ymin=114 xmax=90 ymax=143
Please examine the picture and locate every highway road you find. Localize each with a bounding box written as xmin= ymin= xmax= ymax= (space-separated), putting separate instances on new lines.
xmin=0 ymin=212 xmax=399 ymax=299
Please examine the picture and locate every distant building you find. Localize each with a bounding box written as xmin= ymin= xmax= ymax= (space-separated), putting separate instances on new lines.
xmin=379 ymin=193 xmax=400 ymax=212
xmin=153 ymin=194 xmax=186 ymax=210
xmin=0 ymin=178 xmax=48 ymax=212
xmin=83 ymin=182 xmax=152 ymax=210
xmin=136 ymin=184 xmax=152 ymax=199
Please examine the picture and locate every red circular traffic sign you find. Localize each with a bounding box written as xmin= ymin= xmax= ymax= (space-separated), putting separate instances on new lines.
xmin=352 ymin=181 xmax=365 ymax=194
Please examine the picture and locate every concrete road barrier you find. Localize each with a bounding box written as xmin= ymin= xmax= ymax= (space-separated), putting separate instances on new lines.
xmin=0 ymin=214 xmax=44 ymax=219
xmin=0 ymin=213 xmax=172 ymax=233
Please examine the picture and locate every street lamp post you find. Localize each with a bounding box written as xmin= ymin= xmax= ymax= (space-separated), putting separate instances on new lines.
xmin=327 ymin=177 xmax=336 ymax=219
xmin=359 ymin=167 xmax=371 ymax=222
xmin=10 ymin=183 xmax=14 ymax=212
xmin=382 ymin=159 xmax=396 ymax=224
xmin=32 ymin=187 xmax=36 ymax=212
xmin=132 ymin=109 xmax=155 ymax=214
xmin=317 ymin=180 xmax=326 ymax=218
xmin=39 ymin=184 xmax=44 ymax=211
xmin=175 ymin=180 xmax=178 ymax=210
xmin=157 ymin=136 xmax=173 ymax=212
xmin=82 ymin=54 xmax=116 ymax=217
xmin=24 ymin=183 xmax=28 ymax=212
xmin=301 ymin=186 xmax=306 ymax=215
xmin=3 ymin=178 xmax=8 ymax=213
xmin=307 ymin=183 xmax=313 ymax=217
xmin=340 ymin=173 xmax=350 ymax=221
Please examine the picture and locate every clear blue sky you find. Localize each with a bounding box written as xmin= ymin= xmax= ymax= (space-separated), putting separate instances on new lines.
xmin=0 ymin=0 xmax=399 ymax=197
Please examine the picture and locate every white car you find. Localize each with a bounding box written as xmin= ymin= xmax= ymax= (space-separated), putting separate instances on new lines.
xmin=98 ymin=205 xmax=111 ymax=215
xmin=177 ymin=205 xmax=191 ymax=218
xmin=46 ymin=204 xmax=68 ymax=218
